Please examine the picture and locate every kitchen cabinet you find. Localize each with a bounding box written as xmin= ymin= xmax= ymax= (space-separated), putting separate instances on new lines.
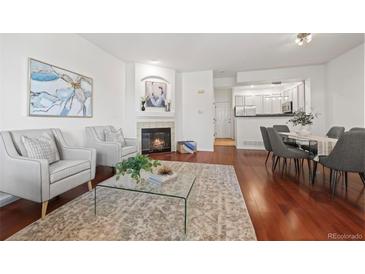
xmin=235 ymin=95 xmax=244 ymax=106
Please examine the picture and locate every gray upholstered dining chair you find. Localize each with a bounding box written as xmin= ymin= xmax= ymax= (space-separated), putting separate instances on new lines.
xmin=0 ymin=128 xmax=96 ymax=218
xmin=273 ymin=124 xmax=297 ymax=147
xmin=319 ymin=131 xmax=365 ymax=197
xmin=260 ymin=126 xmax=272 ymax=165
xmin=350 ymin=127 xmax=365 ymax=132
xmin=273 ymin=125 xmax=290 ymax=133
xmin=326 ymin=126 xmax=345 ymax=139
xmin=267 ymin=128 xmax=312 ymax=176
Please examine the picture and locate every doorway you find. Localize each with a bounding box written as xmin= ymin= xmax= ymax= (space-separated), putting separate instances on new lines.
xmin=215 ymin=101 xmax=233 ymax=138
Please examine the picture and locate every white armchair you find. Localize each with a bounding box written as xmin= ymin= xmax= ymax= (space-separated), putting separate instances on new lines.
xmin=0 ymin=128 xmax=96 ymax=218
xmin=85 ymin=126 xmax=137 ymax=167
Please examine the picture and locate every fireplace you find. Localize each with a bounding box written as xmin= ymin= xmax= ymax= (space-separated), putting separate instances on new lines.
xmin=141 ymin=127 xmax=171 ymax=154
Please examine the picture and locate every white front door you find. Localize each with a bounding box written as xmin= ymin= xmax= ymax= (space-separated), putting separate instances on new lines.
xmin=215 ymin=102 xmax=232 ymax=138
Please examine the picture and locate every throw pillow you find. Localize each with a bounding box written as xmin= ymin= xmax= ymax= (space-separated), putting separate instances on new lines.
xmin=21 ymin=133 xmax=60 ymax=164
xmin=104 ymin=128 xmax=126 ymax=146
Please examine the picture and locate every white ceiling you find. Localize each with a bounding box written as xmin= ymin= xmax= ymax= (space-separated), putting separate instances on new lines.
xmin=80 ymin=33 xmax=364 ymax=78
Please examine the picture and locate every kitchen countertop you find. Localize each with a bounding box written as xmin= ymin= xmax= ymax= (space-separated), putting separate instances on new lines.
xmin=235 ymin=113 xmax=294 ymax=118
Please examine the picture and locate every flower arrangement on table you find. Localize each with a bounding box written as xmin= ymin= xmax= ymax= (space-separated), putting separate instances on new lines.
xmin=288 ymin=109 xmax=319 ymax=135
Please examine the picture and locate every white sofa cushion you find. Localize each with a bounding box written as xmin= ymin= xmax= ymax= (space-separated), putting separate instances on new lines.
xmin=21 ymin=133 xmax=60 ymax=164
xmin=49 ymin=160 xmax=90 ymax=183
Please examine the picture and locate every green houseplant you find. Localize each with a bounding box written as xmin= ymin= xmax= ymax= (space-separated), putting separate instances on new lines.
xmin=115 ymin=154 xmax=161 ymax=183
xmin=288 ymin=109 xmax=318 ymax=135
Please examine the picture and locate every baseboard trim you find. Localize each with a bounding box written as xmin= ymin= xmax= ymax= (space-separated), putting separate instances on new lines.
xmin=0 ymin=193 xmax=18 ymax=207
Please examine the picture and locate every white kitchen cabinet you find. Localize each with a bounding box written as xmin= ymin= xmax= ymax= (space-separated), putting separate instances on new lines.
xmin=263 ymin=97 xmax=272 ymax=114
xmin=272 ymin=98 xmax=282 ymax=113
xmin=235 ymin=95 xmax=244 ymax=106
xmin=244 ymin=95 xmax=255 ymax=106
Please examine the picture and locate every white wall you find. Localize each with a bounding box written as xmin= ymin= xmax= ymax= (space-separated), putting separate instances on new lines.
xmin=214 ymin=77 xmax=236 ymax=89
xmin=237 ymin=65 xmax=326 ymax=134
xmin=175 ymin=73 xmax=183 ymax=141
xmin=181 ymin=70 xmax=215 ymax=151
xmin=0 ymin=34 xmax=126 ymax=145
xmin=0 ymin=34 xmax=127 ymax=206
xmin=214 ymin=89 xmax=232 ymax=103
xmin=325 ymin=43 xmax=365 ymax=129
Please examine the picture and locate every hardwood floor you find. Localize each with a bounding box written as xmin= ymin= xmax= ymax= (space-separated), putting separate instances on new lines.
xmin=214 ymin=138 xmax=235 ymax=146
xmin=151 ymin=147 xmax=365 ymax=240
xmin=1 ymin=147 xmax=364 ymax=240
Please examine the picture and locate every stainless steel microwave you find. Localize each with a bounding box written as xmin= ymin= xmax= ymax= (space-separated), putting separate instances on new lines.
xmin=282 ymin=101 xmax=293 ymax=113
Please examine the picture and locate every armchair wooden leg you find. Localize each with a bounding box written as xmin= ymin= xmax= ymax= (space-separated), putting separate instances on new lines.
xmin=41 ymin=201 xmax=48 ymax=219
xmin=88 ymin=180 xmax=93 ymax=191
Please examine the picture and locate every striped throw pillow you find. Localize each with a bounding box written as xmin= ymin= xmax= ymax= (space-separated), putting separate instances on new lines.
xmin=21 ymin=134 xmax=60 ymax=164
xmin=104 ymin=128 xmax=126 ymax=146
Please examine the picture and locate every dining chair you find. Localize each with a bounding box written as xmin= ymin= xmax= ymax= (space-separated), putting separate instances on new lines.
xmin=326 ymin=126 xmax=345 ymax=139
xmin=273 ymin=124 xmax=298 ymax=147
xmin=273 ymin=125 xmax=290 ymax=132
xmin=260 ymin=126 xmax=272 ymax=165
xmin=350 ymin=127 xmax=365 ymax=132
xmin=267 ymin=128 xmax=312 ymax=177
xmin=319 ymin=131 xmax=365 ymax=197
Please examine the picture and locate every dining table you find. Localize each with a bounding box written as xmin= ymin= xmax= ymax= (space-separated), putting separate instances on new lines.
xmin=279 ymin=132 xmax=338 ymax=161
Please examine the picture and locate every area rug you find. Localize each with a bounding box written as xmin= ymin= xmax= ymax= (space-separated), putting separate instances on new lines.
xmin=7 ymin=161 xmax=256 ymax=240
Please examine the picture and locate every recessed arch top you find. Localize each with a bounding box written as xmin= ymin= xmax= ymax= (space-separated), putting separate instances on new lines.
xmin=140 ymin=75 xmax=170 ymax=83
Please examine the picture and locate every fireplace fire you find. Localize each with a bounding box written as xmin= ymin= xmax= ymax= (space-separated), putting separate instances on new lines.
xmin=152 ymin=138 xmax=165 ymax=150
xmin=141 ymin=127 xmax=171 ymax=154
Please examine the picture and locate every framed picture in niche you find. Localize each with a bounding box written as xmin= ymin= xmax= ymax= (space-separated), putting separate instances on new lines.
xmin=145 ymin=81 xmax=167 ymax=108
xmin=28 ymin=58 xmax=93 ymax=117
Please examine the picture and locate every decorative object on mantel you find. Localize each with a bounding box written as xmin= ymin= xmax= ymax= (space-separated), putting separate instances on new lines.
xmin=140 ymin=96 xmax=147 ymax=111
xmin=29 ymin=58 xmax=93 ymax=117
xmin=288 ymin=109 xmax=319 ymax=136
xmin=115 ymin=154 xmax=161 ymax=183
xmin=165 ymin=100 xmax=171 ymax=112
xmin=177 ymin=141 xmax=197 ymax=154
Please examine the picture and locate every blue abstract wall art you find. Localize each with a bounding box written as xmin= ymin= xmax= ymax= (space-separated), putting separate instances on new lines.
xmin=29 ymin=59 xmax=93 ymax=117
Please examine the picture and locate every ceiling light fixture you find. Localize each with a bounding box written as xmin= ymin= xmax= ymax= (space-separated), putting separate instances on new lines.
xmin=295 ymin=33 xmax=312 ymax=46
xmin=150 ymin=60 xmax=160 ymax=64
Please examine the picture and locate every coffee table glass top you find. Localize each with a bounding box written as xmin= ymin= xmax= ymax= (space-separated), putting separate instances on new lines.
xmin=98 ymin=173 xmax=196 ymax=199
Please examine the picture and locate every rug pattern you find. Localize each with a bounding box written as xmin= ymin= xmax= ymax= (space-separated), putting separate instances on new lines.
xmin=8 ymin=161 xmax=256 ymax=240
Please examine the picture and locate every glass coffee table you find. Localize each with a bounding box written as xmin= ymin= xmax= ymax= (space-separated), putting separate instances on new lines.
xmin=94 ymin=173 xmax=196 ymax=234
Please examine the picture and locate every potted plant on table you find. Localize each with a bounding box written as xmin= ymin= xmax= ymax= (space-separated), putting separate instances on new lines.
xmin=288 ymin=109 xmax=318 ymax=136
xmin=116 ymin=154 xmax=161 ymax=184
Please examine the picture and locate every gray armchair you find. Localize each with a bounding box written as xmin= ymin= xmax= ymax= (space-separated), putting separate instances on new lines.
xmin=85 ymin=126 xmax=137 ymax=167
xmin=0 ymin=128 xmax=96 ymax=218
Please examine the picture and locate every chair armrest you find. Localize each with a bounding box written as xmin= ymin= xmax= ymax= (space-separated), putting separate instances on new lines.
xmin=125 ymin=138 xmax=137 ymax=147
xmin=0 ymin=133 xmax=50 ymax=202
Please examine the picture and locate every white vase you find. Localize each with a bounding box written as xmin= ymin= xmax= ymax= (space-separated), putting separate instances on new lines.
xmin=295 ymin=125 xmax=311 ymax=136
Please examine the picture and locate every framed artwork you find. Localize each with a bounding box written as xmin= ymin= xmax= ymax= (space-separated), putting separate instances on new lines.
xmin=145 ymin=81 xmax=167 ymax=108
xmin=28 ymin=58 xmax=93 ymax=117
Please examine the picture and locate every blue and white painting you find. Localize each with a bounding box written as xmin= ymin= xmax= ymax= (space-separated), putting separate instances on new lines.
xmin=29 ymin=59 xmax=93 ymax=117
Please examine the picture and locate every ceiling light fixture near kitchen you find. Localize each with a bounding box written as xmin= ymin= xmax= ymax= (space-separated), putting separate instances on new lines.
xmin=150 ymin=60 xmax=160 ymax=64
xmin=295 ymin=33 xmax=312 ymax=46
